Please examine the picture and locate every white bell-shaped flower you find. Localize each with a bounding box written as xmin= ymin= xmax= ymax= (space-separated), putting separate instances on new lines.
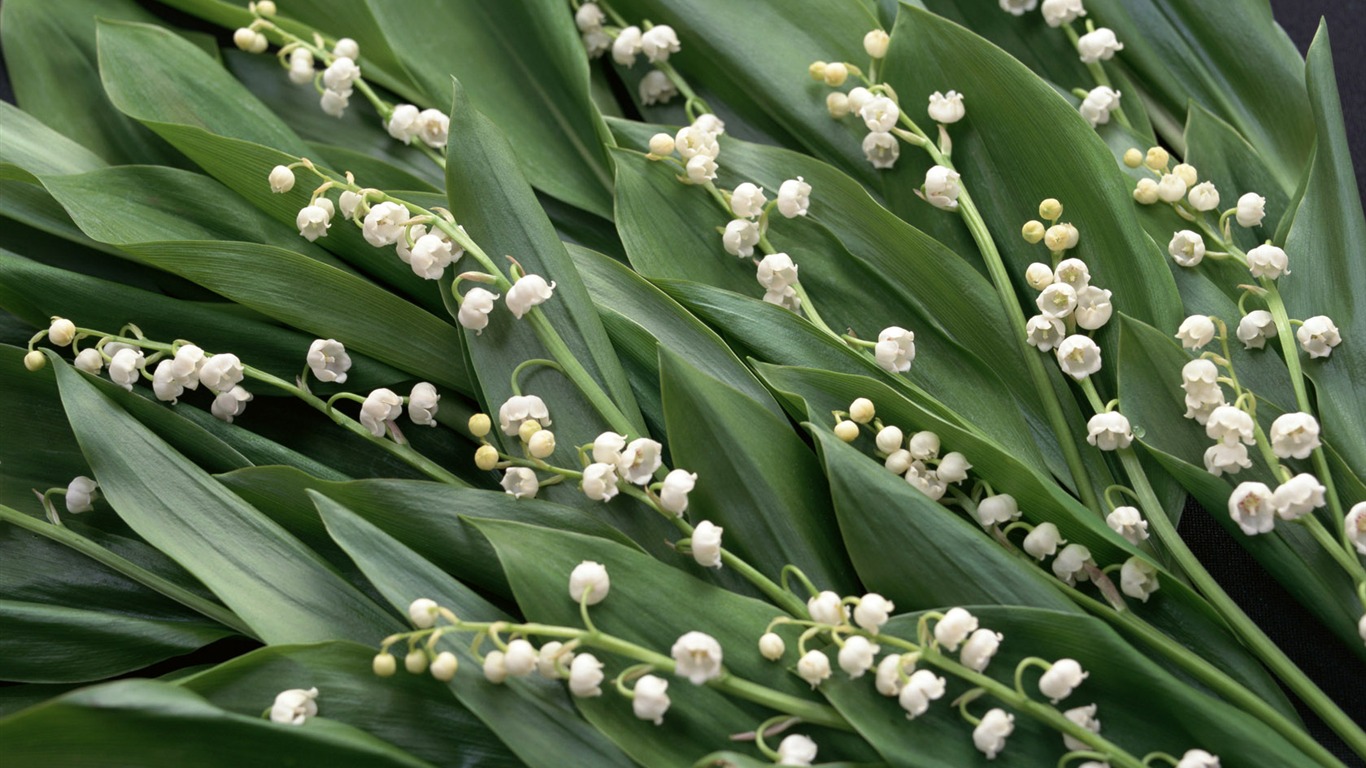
xmin=1120 ymin=557 xmax=1160 ymax=602
xmin=639 ymin=70 xmax=677 ymax=105
xmin=409 ymin=233 xmax=456 ymax=280
xmin=1105 ymin=506 xmax=1150 ymax=544
xmin=506 ymin=274 xmax=556 ymax=319
xmin=568 ymin=653 xmax=604 ymax=697
xmin=152 ymin=360 xmax=183 ymax=403
xmin=1236 ymin=193 xmax=1267 ymax=227
xmin=287 ymin=48 xmax=314 ymax=84
xmin=1187 ymin=181 xmax=1220 ymax=212
xmin=1056 ymin=335 xmax=1102 ymax=379
xmin=386 ymin=104 xmax=421 ymax=144
xmin=973 ymin=708 xmax=1015 ymax=759
xmin=796 ymin=650 xmax=832 ymax=688
xmin=999 ymin=0 xmax=1038 ymax=15
xmin=863 ymin=29 xmax=891 ymax=58
xmin=976 ymin=493 xmax=1019 ymax=527
xmin=730 ymin=183 xmax=767 ymax=219
xmin=756 ymin=253 xmax=799 ymax=292
xmin=1229 ymin=481 xmax=1275 ymax=535
xmin=776 ymin=734 xmax=818 ymax=767
xmin=1246 ymin=243 xmax=1289 ymax=280
xmin=933 ymin=607 xmax=978 ymax=651
xmin=1344 ymin=503 xmax=1366 ymax=555
xmin=108 ymin=347 xmax=145 ymax=391
xmin=1175 ymin=315 xmax=1216 ymax=349
xmin=1086 ymin=411 xmax=1133 ymax=451
xmin=690 ymin=520 xmax=723 ymax=568
xmin=1076 ymin=27 xmax=1123 ymax=63
xmin=65 ymin=476 xmax=98 ymax=513
xmin=306 ymin=339 xmax=351 ymax=383
xmin=722 ymin=219 xmax=760 ymax=257
xmin=362 ymin=201 xmax=409 ymax=247
xmin=874 ymin=326 xmax=915 ymax=372
xmin=671 ymin=631 xmax=723 ymax=684
xmin=759 ymin=632 xmax=786 ymax=661
xmin=1157 ymin=173 xmax=1188 ymax=203
xmin=612 ymin=25 xmax=642 ymax=65
xmin=74 ymin=347 xmax=104 ymax=375
xmin=807 ymin=590 xmax=847 ymax=626
xmin=853 ymin=593 xmax=894 ymax=633
xmin=591 ymin=432 xmax=627 ymax=464
xmin=501 ymin=467 xmax=539 ymax=499
xmin=640 ymin=25 xmax=681 ymax=62
xmin=1025 ymin=314 xmax=1066 ymax=352
xmin=1074 ymin=286 xmax=1113 ymax=330
xmin=632 ymin=675 xmax=670 ymax=724
xmin=1235 ymin=310 xmax=1276 ymax=349
xmin=408 ymin=382 xmax=440 ymax=426
xmin=1272 ymin=473 xmax=1326 ymax=521
xmin=837 ymin=636 xmax=879 ymax=678
xmin=1268 ymin=412 xmax=1320 ymax=459
xmin=1023 ymin=522 xmax=1065 ymax=560
xmin=1052 ymin=543 xmax=1094 ymax=586
xmin=961 ymin=628 xmax=1004 ymax=672
xmin=922 ymin=165 xmax=961 ymax=210
xmin=268 ymin=165 xmax=295 ymax=194
xmin=269 ymin=687 xmax=319 ymax=725
xmin=927 ymin=90 xmax=965 ymax=124
xmin=1079 ymin=86 xmax=1121 ymax=127
xmin=1203 ymin=442 xmax=1252 ymax=477
xmin=414 ymin=108 xmax=449 ymax=149
xmin=618 ymin=437 xmax=663 ymax=485
xmin=1205 ymin=405 xmax=1255 ymax=445
xmin=581 ymin=462 xmax=620 ymax=502
xmin=211 ymin=385 xmax=253 ymax=423
xmin=322 ymin=56 xmax=360 ymax=92
xmin=684 ymin=154 xmax=717 ymax=184
xmin=1168 ymin=230 xmax=1206 ymax=267
xmin=458 ymin=288 xmax=500 ymax=333
xmin=498 ymin=395 xmax=551 ymax=437
xmin=1039 ymin=658 xmax=1088 ymax=703
xmin=1036 ymin=283 xmax=1078 ymax=318
xmin=898 ymin=669 xmax=946 ymax=718
xmin=198 ymin=352 xmax=244 ymax=393
xmin=658 ymin=469 xmax=698 ymax=515
xmin=875 ymin=653 xmax=906 ymax=697
xmin=359 ymin=388 xmax=403 ymax=437
xmin=569 ymin=561 xmax=609 ymax=605
xmin=777 ymin=177 xmax=812 ymax=218
xmin=859 ymin=96 xmax=899 ymax=133
xmin=1296 ymin=315 xmax=1341 ymax=359
xmin=1042 ymin=0 xmax=1086 ymax=27
xmin=862 ymin=131 xmax=899 ymax=169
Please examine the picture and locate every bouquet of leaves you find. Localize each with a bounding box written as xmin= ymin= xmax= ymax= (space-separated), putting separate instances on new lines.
xmin=1 ymin=0 xmax=1362 ymax=765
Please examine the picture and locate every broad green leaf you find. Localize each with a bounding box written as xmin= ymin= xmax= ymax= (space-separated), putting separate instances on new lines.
xmin=1183 ymin=104 xmax=1290 ymax=250
xmin=819 ymin=609 xmax=1318 ymax=768
xmin=1280 ymin=25 xmax=1366 ymax=483
xmin=0 ymin=102 xmax=107 ymax=177
xmin=0 ymin=0 xmax=192 ymax=167
xmin=1084 ymin=0 xmax=1313 ymax=190
xmin=0 ymin=345 xmax=88 ymax=516
xmin=218 ymin=466 xmax=638 ymax=600
xmin=883 ymin=6 xmax=1184 ymax=338
xmin=471 ymin=518 xmax=878 ymax=766
xmin=660 ymin=348 xmax=855 ymax=593
xmin=52 ymin=358 xmax=399 ymax=644
xmin=0 ymin=679 xmax=433 ymax=768
xmin=444 ymin=81 xmax=645 ymax=453
xmin=313 ymin=495 xmax=638 ymax=768
xmin=179 ymin=642 xmax=522 ymax=768
xmin=1118 ymin=316 xmax=1366 ymax=658
xmin=367 ymin=0 xmax=615 ymax=217
xmin=0 ymin=600 xmax=230 ymax=684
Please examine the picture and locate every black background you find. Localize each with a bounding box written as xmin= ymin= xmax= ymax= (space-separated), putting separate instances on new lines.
xmin=1 ymin=0 xmax=1363 ymax=763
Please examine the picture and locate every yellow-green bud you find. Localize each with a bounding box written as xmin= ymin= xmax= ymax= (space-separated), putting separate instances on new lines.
xmin=1122 ymin=148 xmax=1143 ymax=168
xmin=372 ymin=653 xmax=397 ymax=677
xmin=648 ymin=133 xmax=675 ymax=157
xmin=23 ymin=350 xmax=45 ymax=371
xmin=48 ymin=317 xmax=76 ymax=347
xmin=475 ymin=445 xmax=500 ymax=470
xmin=823 ymin=62 xmax=849 ymax=87
xmin=1172 ymin=163 xmax=1198 ymax=188
xmin=404 ymin=650 xmax=429 ymax=675
xmin=1038 ymin=198 xmax=1063 ymax=221
xmin=518 ymin=419 xmax=542 ymax=444
xmin=1022 ymin=220 xmax=1046 ymax=244
xmin=849 ymin=398 xmax=876 ymax=424
xmin=1133 ymin=178 xmax=1160 ymax=205
xmin=254 ymin=0 xmax=277 ymax=16
xmin=468 ymin=413 xmax=492 ymax=438
xmin=528 ymin=429 xmax=556 ymax=459
xmin=1144 ymin=146 xmax=1169 ymax=171
xmin=834 ymin=420 xmax=860 ymax=442
xmin=808 ymin=61 xmax=828 ymax=81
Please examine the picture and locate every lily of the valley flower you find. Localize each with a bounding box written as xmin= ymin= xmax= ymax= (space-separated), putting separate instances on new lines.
xmin=268 ymin=165 xmax=295 ymax=194
xmin=874 ymin=326 xmax=916 ymax=372
xmin=933 ymin=607 xmax=978 ymax=651
xmin=1176 ymin=749 xmax=1221 ymax=768
xmin=973 ymin=708 xmax=1016 ymax=759
xmin=1023 ymin=522 xmax=1065 ymax=559
xmin=1235 ymin=310 xmax=1276 ymax=349
xmin=1236 ymin=192 xmax=1267 ymax=227
xmin=1296 ymin=315 xmax=1341 ymax=358
xmin=1187 ymin=181 xmax=1220 ymax=212
xmin=1079 ymin=86 xmax=1120 ymax=127
xmin=210 ymin=386 xmax=252 ymax=423
xmin=639 ymin=70 xmax=677 ymax=105
xmin=756 ymin=253 xmax=799 ymax=293
xmin=359 ymin=388 xmax=403 ymax=437
xmin=1076 ymin=26 xmax=1122 ymax=62
xmin=108 ymin=347 xmax=145 ymax=391
xmin=863 ymin=29 xmax=891 ymax=58
xmin=74 ymin=347 xmax=103 ymax=375
xmin=581 ymin=462 xmax=620 ymax=502
xmin=690 ymin=520 xmax=723 ymax=568
xmin=362 ymin=201 xmax=409 ymax=247
xmin=777 ymin=734 xmax=819 ymax=767
xmin=1268 ymin=412 xmax=1320 ymax=459
xmin=797 ymin=649 xmax=832 ymax=688
xmin=1105 ymin=506 xmax=1150 ymax=544
xmin=860 ymin=96 xmax=899 ymax=133
xmin=852 ymin=593 xmax=894 ymax=633
xmin=1052 ymin=543 xmax=1094 ymax=586
xmin=414 ymin=109 xmax=449 ymax=148
xmin=659 ymin=469 xmax=698 ymax=515
xmin=197 ymin=352 xmax=243 ymax=393
xmin=976 ymin=493 xmax=1020 ymax=527
xmin=1120 ymin=557 xmax=1160 ymax=602
xmin=1229 ymin=481 xmax=1275 ymax=535
xmin=807 ymin=590 xmax=848 ymax=626
xmin=641 ymin=25 xmax=681 ymax=62
xmin=1073 ymin=286 xmax=1113 ymax=330
xmin=152 ymin=360 xmax=183 ymax=403
xmin=671 ymin=631 xmax=723 ymax=684
xmin=1204 ymin=442 xmax=1252 ymax=477
xmin=569 ymin=653 xmax=604 ymax=697
xmin=1038 ymin=658 xmax=1088 ymax=703
xmin=899 ymin=669 xmax=947 ymax=718
xmin=618 ymin=437 xmax=664 ymax=485
xmin=501 ymin=467 xmax=539 ymax=498
xmin=1205 ymin=405 xmax=1255 ymax=446
xmin=1025 ymin=314 xmax=1065 ymax=352
xmin=296 ymin=201 xmax=333 ymax=241
xmin=998 ymin=0 xmax=1038 ymax=15
xmin=65 ymin=476 xmax=98 ymax=514
xmin=1157 ymin=173 xmax=1187 ymax=203
xmin=306 ymin=339 xmax=351 ymax=383
xmin=506 ymin=274 xmax=556 ymax=319
xmin=632 ymin=675 xmax=671 ymax=724
xmin=1175 ymin=315 xmax=1216 ymax=349
xmin=1247 ymin=243 xmax=1289 ymax=280
xmin=1168 ymin=230 xmax=1205 ymax=267
xmin=1055 ymin=334 xmax=1102 ymax=379
xmin=1086 ymin=412 xmax=1133 ymax=451
xmin=961 ymin=628 xmax=1004 ymax=672
xmin=269 ymin=687 xmax=319 ymax=725
xmin=722 ymin=219 xmax=760 ymax=257
xmin=287 ymin=49 xmax=314 ymax=84
xmin=408 ymin=382 xmax=440 ymax=426
xmin=837 ymin=635 xmax=879 ymax=678
xmin=458 ymin=288 xmax=500 ymax=333
xmin=503 ymin=639 xmax=537 ymax=677
xmin=923 ymin=165 xmax=961 ymax=210
xmin=408 ymin=598 xmax=439 ymax=628
xmin=1042 ymin=0 xmax=1086 ymax=27
xmin=777 ymin=177 xmax=812 ymax=218
xmin=386 ymin=104 xmax=421 ymax=144
xmin=730 ymin=183 xmax=767 ymax=218
xmin=1345 ymin=503 xmax=1366 ymax=555
xmin=927 ymin=90 xmax=966 ymax=124
xmin=569 ymin=561 xmax=610 ymax=605
xmin=862 ymin=131 xmax=900 ymax=169
xmin=1272 ymin=473 xmax=1326 ymax=521
xmin=759 ymin=632 xmax=786 ymax=660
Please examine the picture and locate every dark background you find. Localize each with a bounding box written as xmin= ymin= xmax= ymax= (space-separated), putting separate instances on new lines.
xmin=1 ymin=0 xmax=1363 ymax=763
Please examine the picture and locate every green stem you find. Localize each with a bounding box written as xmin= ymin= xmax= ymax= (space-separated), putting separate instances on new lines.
xmin=0 ymin=503 xmax=257 ymax=638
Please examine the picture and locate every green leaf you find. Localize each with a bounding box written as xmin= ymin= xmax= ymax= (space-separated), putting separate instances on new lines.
xmin=0 ymin=600 xmax=230 ymax=684
xmin=444 ymin=81 xmax=645 ymax=446
xmin=660 ymin=347 xmax=856 ymax=593
xmin=0 ymin=345 xmax=88 ymax=516
xmin=0 ymin=102 xmax=107 ymax=177
xmin=470 ymin=518 xmax=878 ymax=766
xmin=0 ymin=0 xmax=194 ymax=167
xmin=1183 ymin=103 xmax=1290 ymax=249
xmin=1280 ymin=24 xmax=1366 ymax=483
xmin=179 ymin=642 xmax=522 ymax=768
xmin=51 ymin=357 xmax=399 ymax=644
xmin=367 ymin=0 xmax=615 ymax=217
xmin=217 ymin=466 xmax=639 ymax=601
xmin=0 ymin=679 xmax=433 ymax=768
xmin=312 ymin=494 xmax=638 ymax=768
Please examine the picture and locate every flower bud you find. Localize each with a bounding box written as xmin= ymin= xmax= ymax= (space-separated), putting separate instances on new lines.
xmin=528 ymin=429 xmax=556 ymax=459
xmin=907 ymin=430 xmax=939 ymax=460
xmin=875 ymin=425 xmax=904 ymax=454
xmin=834 ymin=420 xmax=859 ymax=442
xmin=1172 ymin=162 xmax=1198 ymax=187
xmin=759 ymin=632 xmax=786 ymax=660
xmin=1145 ymin=146 xmax=1170 ymax=170
xmin=863 ymin=29 xmax=890 ymax=59
xmin=1044 ymin=223 xmax=1079 ymax=251
xmin=647 ymin=132 xmax=675 ymax=156
xmin=1025 ymin=261 xmax=1054 ymax=289
xmin=826 ymin=91 xmax=850 ymax=118
xmin=1038 ymin=198 xmax=1063 ymax=220
xmin=473 ymin=444 xmax=501 ymax=472
xmin=1236 ymin=192 xmax=1267 ymax=228
xmin=1021 ymin=220 xmax=1046 ymax=245
xmin=408 ymin=598 xmax=439 ymax=628
xmin=517 ymin=419 xmax=543 ymax=444
xmin=822 ymin=62 xmax=849 ymax=86
xmin=332 ymin=38 xmax=360 ymax=60
xmin=404 ymin=650 xmax=428 ymax=674
xmin=849 ymin=397 xmax=876 ymax=424
xmin=233 ymin=28 xmax=258 ymax=52
xmin=23 ymin=350 xmax=46 ymax=371
xmin=483 ymin=651 xmax=508 ymax=683
xmin=807 ymin=61 xmax=827 ymax=81
xmin=1157 ymin=173 xmax=1187 ymax=203
xmin=1133 ymin=177 xmax=1160 ymax=204
xmin=372 ymin=653 xmax=396 ymax=677
xmin=48 ymin=318 xmax=76 ymax=347
xmin=569 ymin=561 xmax=610 ymax=605
xmin=430 ymin=651 xmax=458 ymax=681
xmin=467 ymin=413 xmax=492 ymax=438
xmin=1122 ymin=148 xmax=1143 ymax=168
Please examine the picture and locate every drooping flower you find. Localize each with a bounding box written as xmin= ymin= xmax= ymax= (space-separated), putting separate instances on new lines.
xmin=1176 ymin=315 xmax=1217 ymax=349
xmin=568 ymin=653 xmax=604 ymax=697
xmin=1236 ymin=193 xmax=1267 ymax=227
xmin=1229 ymin=482 xmax=1275 ymax=535
xmin=386 ymin=104 xmax=421 ymax=144
xmin=632 ymin=675 xmax=671 ymax=724
xmin=1037 ymin=283 xmax=1078 ymax=318
xmin=108 ymin=347 xmax=145 ymax=391
xmin=74 ymin=347 xmax=103 ymax=375
xmin=269 ymin=687 xmax=319 ymax=725
xmin=1204 ymin=442 xmax=1252 ymax=477
xmin=1168 ymin=230 xmax=1206 ymax=267
xmin=976 ymin=493 xmax=1019 ymax=527
xmin=640 ymin=25 xmax=681 ymax=62
xmin=1246 ymin=243 xmax=1289 ymax=280
xmin=797 ymin=650 xmax=832 ymax=688
xmin=1039 ymin=659 xmax=1088 ymax=703
xmin=306 ymin=339 xmax=351 ymax=383
xmin=506 ymin=274 xmax=556 ymax=319
xmin=408 ymin=382 xmax=440 ymax=426
xmin=807 ymin=591 xmax=848 ymax=626
xmin=639 ymin=70 xmax=677 ymax=105
xmin=860 ymin=96 xmax=899 ymax=133
xmin=690 ymin=520 xmax=723 ymax=568
xmin=1023 ymin=523 xmax=1065 ymax=560
xmin=923 ymin=165 xmax=961 ymax=210
xmin=1055 ymin=335 xmax=1102 ymax=380
xmin=268 ymin=165 xmax=295 ymax=194
xmin=1076 ymin=27 xmax=1123 ymax=62
xmin=503 ymin=639 xmax=538 ymax=677
xmin=1296 ymin=315 xmax=1341 ymax=358
xmin=458 ymin=288 xmax=500 ymax=333
xmin=1205 ymin=405 xmax=1255 ymax=446
xmin=998 ymin=0 xmax=1038 ymax=15
xmin=1235 ymin=310 xmax=1276 ymax=349
xmin=569 ymin=561 xmax=610 ymax=605
xmin=671 ymin=631 xmax=724 ymax=684
xmin=973 ymin=708 xmax=1015 ymax=759
xmin=730 ymin=183 xmax=767 ymax=219
xmin=1052 ymin=543 xmax=1094 ymax=586
xmin=151 ymin=360 xmax=183 ymax=403
xmin=927 ymin=90 xmax=965 ymax=124
xmin=1079 ymin=86 xmax=1121 ymax=127
xmin=1025 ymin=315 xmax=1066 ymax=352
xmin=65 ymin=476 xmax=98 ymax=514
xmin=581 ymin=463 xmax=620 ymax=502
xmin=756 ymin=253 xmax=800 ymax=293
xmin=1271 ymin=473 xmax=1326 ymax=521
xmin=874 ymin=326 xmax=916 ymax=372
xmin=961 ymin=628 xmax=1004 ymax=671
xmin=612 ymin=25 xmax=643 ymax=65
xmin=1268 ymin=412 xmax=1320 ymax=459
xmin=359 ymin=388 xmax=403 ymax=437
xmin=862 ymin=131 xmax=899 ymax=169
xmin=933 ymin=608 xmax=978 ymax=651
xmin=853 ymin=593 xmax=894 ymax=633
xmin=1120 ymin=557 xmax=1160 ymax=602
xmin=1187 ymin=182 xmax=1220 ymax=212
xmin=1074 ymin=286 xmax=1113 ymax=330
xmin=296 ymin=202 xmax=333 ymax=242
xmin=322 ymin=56 xmax=361 ymax=92
xmin=658 ymin=469 xmax=698 ymax=515
xmin=501 ymin=467 xmax=539 ymax=499
xmin=1176 ymin=749 xmax=1221 ymax=768
xmin=617 ymin=438 xmax=664 ymax=485
xmin=863 ymin=29 xmax=891 ymax=58
xmin=837 ymin=636 xmax=879 ymax=678
xmin=759 ymin=632 xmax=786 ymax=661
xmin=777 ymin=177 xmax=812 ymax=218
xmin=1105 ymin=506 xmax=1150 ymax=544
xmin=362 ymin=201 xmax=409 ymax=247
xmin=776 ymin=734 xmax=818 ymax=767
xmin=1157 ymin=173 xmax=1188 ymax=203
xmin=1344 ymin=503 xmax=1366 ymax=555
xmin=722 ymin=219 xmax=760 ymax=257
xmin=898 ymin=669 xmax=946 ymax=718
xmin=592 ymin=432 xmax=627 ymax=464
xmin=1042 ymin=0 xmax=1086 ymax=27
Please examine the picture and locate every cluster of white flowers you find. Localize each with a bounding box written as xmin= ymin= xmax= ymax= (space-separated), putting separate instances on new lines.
xmin=1227 ymin=473 xmax=1327 ymax=537
xmin=1019 ymin=204 xmax=1110 ymax=381
xmin=359 ymin=381 xmax=439 ymax=438
xmin=648 ymin=112 xmax=725 ymax=185
xmin=835 ymin=399 xmax=972 ymax=499
xmin=592 ymin=19 xmax=681 ymax=105
xmin=385 ymin=104 xmax=449 ymax=149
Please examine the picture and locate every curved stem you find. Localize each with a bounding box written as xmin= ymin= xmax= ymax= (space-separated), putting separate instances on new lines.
xmin=0 ymin=504 xmax=257 ymax=638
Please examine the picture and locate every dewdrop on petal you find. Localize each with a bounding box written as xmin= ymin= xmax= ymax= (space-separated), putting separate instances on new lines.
xmin=933 ymin=608 xmax=978 ymax=651
xmin=506 ymin=274 xmax=556 ymax=319
xmin=1247 ymin=243 xmax=1289 ymax=280
xmin=960 ymin=628 xmax=1003 ymax=672
xmin=458 ymin=288 xmax=499 ymax=333
xmin=569 ymin=561 xmax=610 ymax=605
xmin=1269 ymin=412 xmax=1320 ymax=459
xmin=927 ymin=90 xmax=965 ymax=124
xmin=1039 ymin=659 xmax=1088 ymax=703
xmin=632 ymin=675 xmax=671 ymax=724
xmin=862 ymin=131 xmax=900 ymax=169
xmin=1237 ymin=193 xmax=1267 ymax=227
xmin=1296 ymin=315 xmax=1341 ymax=358
xmin=1106 ymin=506 xmax=1149 ymax=544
